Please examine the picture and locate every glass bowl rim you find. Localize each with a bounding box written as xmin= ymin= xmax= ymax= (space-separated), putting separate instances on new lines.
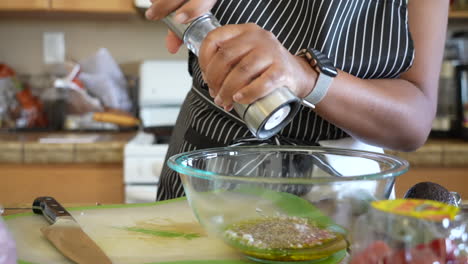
xmin=167 ymin=146 xmax=410 ymax=184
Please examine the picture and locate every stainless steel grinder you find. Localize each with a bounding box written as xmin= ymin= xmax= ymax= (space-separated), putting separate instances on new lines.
xmin=162 ymin=12 xmax=301 ymax=140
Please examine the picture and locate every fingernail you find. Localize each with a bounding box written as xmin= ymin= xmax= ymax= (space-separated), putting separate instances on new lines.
xmin=202 ymin=72 xmax=207 ymax=82
xmin=209 ymin=88 xmax=215 ymax=98
xmin=145 ymin=9 xmax=154 ymax=19
xmin=174 ymin=13 xmax=188 ymax=23
xmin=225 ymin=105 xmax=233 ymax=112
xmin=214 ymin=96 xmax=223 ymax=106
xmin=233 ymin=93 xmax=243 ymax=102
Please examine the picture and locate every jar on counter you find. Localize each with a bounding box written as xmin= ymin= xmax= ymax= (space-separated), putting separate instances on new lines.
xmin=350 ymin=199 xmax=467 ymax=264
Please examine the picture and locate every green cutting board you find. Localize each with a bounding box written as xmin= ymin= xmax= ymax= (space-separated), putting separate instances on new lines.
xmin=5 ymin=197 xmax=345 ymax=264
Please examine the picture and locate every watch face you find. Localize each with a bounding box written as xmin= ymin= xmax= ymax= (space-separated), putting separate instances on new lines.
xmin=321 ymin=65 xmax=338 ymax=77
xmin=309 ymin=48 xmax=338 ymax=77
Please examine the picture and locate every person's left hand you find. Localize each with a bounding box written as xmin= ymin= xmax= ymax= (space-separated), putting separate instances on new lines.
xmin=198 ymin=23 xmax=317 ymax=111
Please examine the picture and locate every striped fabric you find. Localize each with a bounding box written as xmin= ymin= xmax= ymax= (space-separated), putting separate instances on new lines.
xmin=157 ymin=0 xmax=414 ymax=201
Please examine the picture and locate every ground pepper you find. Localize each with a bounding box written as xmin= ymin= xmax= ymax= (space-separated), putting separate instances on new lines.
xmin=224 ymin=215 xmax=338 ymax=250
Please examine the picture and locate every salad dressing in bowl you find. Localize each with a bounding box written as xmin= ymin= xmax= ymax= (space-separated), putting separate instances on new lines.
xmin=168 ymin=146 xmax=409 ymax=263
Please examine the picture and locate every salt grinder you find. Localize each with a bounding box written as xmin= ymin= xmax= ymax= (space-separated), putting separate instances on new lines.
xmin=162 ymin=12 xmax=301 ymax=140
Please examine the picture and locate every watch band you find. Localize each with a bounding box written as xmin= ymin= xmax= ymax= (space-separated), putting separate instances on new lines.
xmin=296 ymin=48 xmax=337 ymax=108
xmin=304 ymin=73 xmax=334 ymax=106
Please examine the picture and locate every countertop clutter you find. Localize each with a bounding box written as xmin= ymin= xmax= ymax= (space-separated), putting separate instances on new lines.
xmin=0 ymin=49 xmax=138 ymax=133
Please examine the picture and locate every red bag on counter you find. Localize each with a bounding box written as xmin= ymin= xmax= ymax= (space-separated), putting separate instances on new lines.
xmin=15 ymin=87 xmax=47 ymax=128
xmin=0 ymin=63 xmax=47 ymax=128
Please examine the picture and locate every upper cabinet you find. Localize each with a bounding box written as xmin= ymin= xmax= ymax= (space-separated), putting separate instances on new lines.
xmin=50 ymin=0 xmax=136 ymax=14
xmin=0 ymin=0 xmax=50 ymax=11
xmin=0 ymin=0 xmax=137 ymax=15
xmin=0 ymin=1 xmax=464 ymax=18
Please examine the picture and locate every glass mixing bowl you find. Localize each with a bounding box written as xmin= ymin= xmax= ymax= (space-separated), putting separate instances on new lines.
xmin=167 ymin=146 xmax=409 ymax=264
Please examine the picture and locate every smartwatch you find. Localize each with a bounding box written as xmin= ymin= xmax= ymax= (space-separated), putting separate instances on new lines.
xmin=296 ymin=48 xmax=338 ymax=108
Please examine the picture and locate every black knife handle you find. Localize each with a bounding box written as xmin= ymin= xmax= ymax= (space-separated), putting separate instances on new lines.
xmin=33 ymin=197 xmax=73 ymax=224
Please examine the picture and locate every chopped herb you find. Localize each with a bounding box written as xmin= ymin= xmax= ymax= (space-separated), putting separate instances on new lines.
xmin=122 ymin=227 xmax=201 ymax=240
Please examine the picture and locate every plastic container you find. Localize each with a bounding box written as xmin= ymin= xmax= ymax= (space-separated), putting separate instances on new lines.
xmin=350 ymin=199 xmax=468 ymax=264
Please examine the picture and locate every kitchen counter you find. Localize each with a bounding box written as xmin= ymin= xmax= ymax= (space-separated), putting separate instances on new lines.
xmin=0 ymin=133 xmax=466 ymax=166
xmin=0 ymin=132 xmax=135 ymax=164
xmin=4 ymin=199 xmax=467 ymax=264
xmin=386 ymin=138 xmax=468 ymax=167
xmin=388 ymin=139 xmax=468 ymax=200
xmin=1 ymin=134 xmax=466 ymax=204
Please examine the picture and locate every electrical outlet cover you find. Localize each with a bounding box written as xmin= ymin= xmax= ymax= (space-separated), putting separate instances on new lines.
xmin=43 ymin=32 xmax=65 ymax=64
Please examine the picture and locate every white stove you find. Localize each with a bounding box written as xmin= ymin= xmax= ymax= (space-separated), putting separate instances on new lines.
xmin=124 ymin=60 xmax=191 ymax=203
xmin=124 ymin=132 xmax=167 ymax=203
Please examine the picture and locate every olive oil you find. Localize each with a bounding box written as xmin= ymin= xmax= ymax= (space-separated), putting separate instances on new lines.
xmin=223 ymin=215 xmax=348 ymax=262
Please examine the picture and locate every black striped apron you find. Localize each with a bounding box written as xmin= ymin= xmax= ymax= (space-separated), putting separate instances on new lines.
xmin=157 ymin=0 xmax=415 ymax=201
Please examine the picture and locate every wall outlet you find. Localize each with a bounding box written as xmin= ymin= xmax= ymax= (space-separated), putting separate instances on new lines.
xmin=43 ymin=32 xmax=65 ymax=64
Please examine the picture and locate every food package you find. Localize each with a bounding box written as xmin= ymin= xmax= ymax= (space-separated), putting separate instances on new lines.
xmin=0 ymin=208 xmax=17 ymax=264
xmin=92 ymin=111 xmax=140 ymax=127
xmin=15 ymin=87 xmax=48 ymax=128
xmin=350 ymin=199 xmax=468 ymax=264
xmin=0 ymin=64 xmax=20 ymax=128
xmin=78 ymin=48 xmax=132 ymax=112
xmin=1 ymin=64 xmax=48 ymax=129
xmin=0 ymin=78 xmax=16 ymax=128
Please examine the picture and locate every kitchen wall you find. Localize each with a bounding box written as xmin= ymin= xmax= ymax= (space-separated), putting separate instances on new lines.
xmin=0 ymin=16 xmax=188 ymax=75
xmin=0 ymin=16 xmax=466 ymax=76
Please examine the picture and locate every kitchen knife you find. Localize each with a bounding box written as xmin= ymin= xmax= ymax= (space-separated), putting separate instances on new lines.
xmin=33 ymin=197 xmax=112 ymax=264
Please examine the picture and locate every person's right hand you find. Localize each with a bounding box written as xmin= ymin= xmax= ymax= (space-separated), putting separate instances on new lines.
xmin=145 ymin=0 xmax=217 ymax=54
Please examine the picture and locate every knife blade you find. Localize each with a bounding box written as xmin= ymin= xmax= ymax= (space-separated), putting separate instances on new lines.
xmin=33 ymin=197 xmax=112 ymax=264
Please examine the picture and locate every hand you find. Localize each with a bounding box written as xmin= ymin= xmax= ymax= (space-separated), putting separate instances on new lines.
xmin=145 ymin=0 xmax=217 ymax=53
xmin=198 ymin=23 xmax=317 ymax=111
